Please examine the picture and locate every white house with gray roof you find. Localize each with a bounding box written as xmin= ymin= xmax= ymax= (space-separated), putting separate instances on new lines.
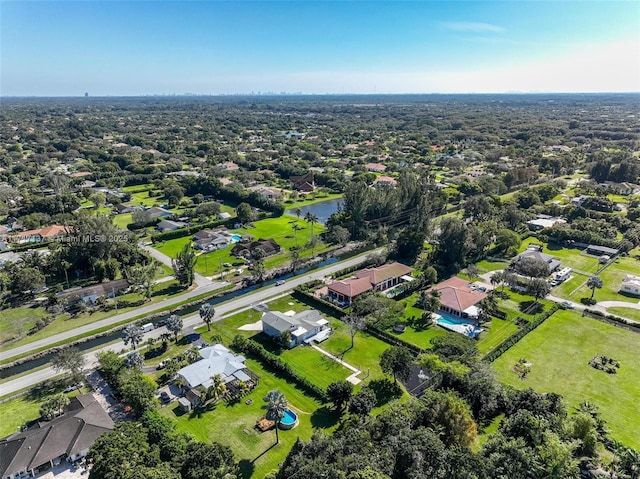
xmin=261 ymin=310 xmax=330 ymax=348
xmin=177 ymin=344 xmax=251 ymax=390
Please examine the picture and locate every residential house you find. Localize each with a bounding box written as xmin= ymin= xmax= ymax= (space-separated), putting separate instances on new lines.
xmin=12 ymin=225 xmax=67 ymax=244
xmin=372 ymin=176 xmax=398 ymax=187
xmin=217 ymin=212 xmax=232 ymax=220
xmin=430 ymin=276 xmax=487 ymax=320
xmin=144 ymin=207 xmax=173 ymax=220
xmin=327 ymin=277 xmax=373 ymax=305
xmin=289 ymin=172 xmax=315 ymax=192
xmin=355 ymin=262 xmax=414 ymax=292
xmin=0 ymin=394 xmax=114 ymax=479
xmin=114 ymin=203 xmax=141 ymax=214
xmin=0 ymin=251 xmax=21 ymax=265
xmin=571 ymin=195 xmax=589 ymax=206
xmin=365 ymin=163 xmax=386 ymax=173
xmin=604 ymin=181 xmax=639 ymax=195
xmin=620 ymin=275 xmax=640 ymax=297
xmin=56 ymin=279 xmax=130 ymax=304
xmin=510 ymin=246 xmax=561 ymax=273
xmin=526 ymin=215 xmax=566 ymax=231
xmin=219 ymin=161 xmax=239 ymax=171
xmin=192 ymin=229 xmax=238 ymax=251
xmin=231 ymin=238 xmax=281 ymax=258
xmin=156 ymin=220 xmax=186 ymax=233
xmin=176 ymin=344 xmax=258 ymax=405
xmin=261 ymin=310 xmax=330 ymax=348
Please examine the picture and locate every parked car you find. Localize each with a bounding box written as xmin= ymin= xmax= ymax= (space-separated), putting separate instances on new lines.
xmin=156 ymin=361 xmax=166 ymax=370
xmin=223 ymin=262 xmax=232 ymax=268
xmin=64 ymin=382 xmax=83 ymax=393
xmin=561 ymin=301 xmax=574 ymax=309
xmin=235 ymin=268 xmax=244 ymax=275
xmin=160 ymin=391 xmax=171 ymax=403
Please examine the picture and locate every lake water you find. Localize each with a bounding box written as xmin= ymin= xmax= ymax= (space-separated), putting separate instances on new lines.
xmin=286 ymin=197 xmax=342 ymax=224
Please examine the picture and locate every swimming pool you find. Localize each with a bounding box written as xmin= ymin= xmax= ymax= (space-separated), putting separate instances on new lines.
xmin=434 ymin=313 xmax=483 ymax=338
xmin=279 ymin=409 xmax=299 ymax=430
xmin=231 ymin=234 xmax=242 ymax=242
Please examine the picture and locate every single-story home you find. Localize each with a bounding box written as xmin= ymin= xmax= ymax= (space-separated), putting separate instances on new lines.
xmin=327 ymin=277 xmax=373 ymax=305
xmin=510 ymin=247 xmax=561 ymax=273
xmin=430 ymin=276 xmax=487 ymax=320
xmin=176 ymin=344 xmax=257 ymax=395
xmin=231 ymin=238 xmax=281 ymax=258
xmin=262 ymin=309 xmax=330 ymax=348
xmin=0 ymin=394 xmax=114 ymax=479
xmin=56 ymin=279 xmax=130 ymax=304
xmin=12 ymin=225 xmax=67 ymax=244
xmin=193 ymin=228 xmax=238 ymax=251
xmin=620 ymin=275 xmax=640 ymax=297
xmin=365 ymin=163 xmax=387 ymax=173
xmin=603 ymin=181 xmax=639 ymax=195
xmin=571 ymin=195 xmax=589 ymax=206
xmin=217 ymin=212 xmax=232 ymax=220
xmin=355 ymin=262 xmax=414 ymax=292
xmin=526 ymin=216 xmax=566 ymax=231
xmin=114 ymin=203 xmax=141 ymax=214
xmin=586 ymin=244 xmax=619 ymax=257
xmin=373 ymin=176 xmax=398 ymax=187
xmin=144 ymin=206 xmax=173 ymax=220
xmin=156 ymin=220 xmax=186 ymax=232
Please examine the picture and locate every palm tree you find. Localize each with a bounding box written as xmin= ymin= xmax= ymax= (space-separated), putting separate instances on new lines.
xmin=587 ymin=275 xmax=603 ymax=300
xmin=166 ymin=314 xmax=183 ymax=343
xmin=295 ymin=208 xmax=302 ymax=220
xmin=304 ymin=212 xmax=319 ymax=257
xmin=122 ymin=325 xmax=144 ymax=350
xmin=199 ymin=303 xmax=215 ymax=331
xmin=207 ymin=374 xmax=227 ymax=403
xmin=490 ymin=271 xmax=503 ymax=292
xmin=291 ymin=222 xmax=300 ymax=248
xmin=262 ymin=389 xmax=288 ymax=445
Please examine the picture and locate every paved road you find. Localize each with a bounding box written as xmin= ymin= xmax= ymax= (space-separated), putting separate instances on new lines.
xmin=141 ymin=243 xmax=213 ymax=287
xmin=0 ymin=249 xmax=381 ymax=395
xmin=0 ymin=277 xmax=230 ymax=362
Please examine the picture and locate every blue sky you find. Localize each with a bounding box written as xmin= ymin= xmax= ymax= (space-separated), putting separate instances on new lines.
xmin=2 ymin=1 xmax=639 ymax=95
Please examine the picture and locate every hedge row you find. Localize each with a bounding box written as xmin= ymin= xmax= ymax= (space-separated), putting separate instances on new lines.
xmin=151 ymin=218 xmax=231 ymax=243
xmin=363 ymin=325 xmax=425 ymax=356
xmin=483 ymin=303 xmax=561 ymax=362
xmin=582 ymin=308 xmax=640 ymax=332
xmin=546 ymin=226 xmax=632 ymax=252
xmin=231 ymin=335 xmax=328 ymax=402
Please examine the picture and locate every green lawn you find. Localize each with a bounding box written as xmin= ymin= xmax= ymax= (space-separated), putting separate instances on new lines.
xmin=476 ymin=259 xmax=509 ymax=274
xmin=552 ymin=271 xmax=589 ymax=299
xmin=154 ymin=214 xmax=327 ymax=278
xmin=283 ymin=193 xmax=342 ymax=209
xmin=160 ymin=357 xmax=338 ymax=479
xmin=0 ymin=306 xmax=48 ymax=344
xmin=477 ymin=317 xmax=519 ymax=354
xmin=492 ymin=310 xmax=640 ymax=450
xmin=568 ymin=256 xmax=640 ymax=303
xmin=606 ymin=307 xmax=640 ymax=322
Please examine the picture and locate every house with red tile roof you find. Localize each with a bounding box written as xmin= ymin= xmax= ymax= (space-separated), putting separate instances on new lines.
xmin=12 ymin=225 xmax=67 ymax=243
xmin=430 ymin=276 xmax=486 ymax=320
xmin=327 ymin=262 xmax=414 ymax=304
xmin=365 ymin=163 xmax=386 ymax=173
xmin=373 ymin=176 xmax=397 ymax=187
xmin=327 ymin=277 xmax=373 ymax=305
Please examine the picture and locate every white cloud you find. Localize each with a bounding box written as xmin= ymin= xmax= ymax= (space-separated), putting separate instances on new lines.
xmin=441 ymin=22 xmax=505 ymax=34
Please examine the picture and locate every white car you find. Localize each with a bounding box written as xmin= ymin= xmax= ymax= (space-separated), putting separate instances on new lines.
xmin=275 ymin=280 xmax=285 ymax=286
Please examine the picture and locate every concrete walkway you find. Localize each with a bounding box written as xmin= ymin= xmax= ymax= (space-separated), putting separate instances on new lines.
xmin=310 ymin=344 xmax=361 ymax=385
xmin=140 ymin=243 xmax=212 ymax=287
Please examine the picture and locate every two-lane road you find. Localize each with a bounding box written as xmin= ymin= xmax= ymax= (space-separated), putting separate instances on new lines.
xmin=0 ymin=249 xmax=381 ymax=396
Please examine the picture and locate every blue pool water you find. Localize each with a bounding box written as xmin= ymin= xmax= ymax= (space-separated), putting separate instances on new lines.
xmin=435 ymin=312 xmax=483 ymax=338
xmin=231 ymin=234 xmax=242 ymax=241
xmin=280 ymin=409 xmax=297 ymax=425
xmin=437 ymin=315 xmax=474 ymax=326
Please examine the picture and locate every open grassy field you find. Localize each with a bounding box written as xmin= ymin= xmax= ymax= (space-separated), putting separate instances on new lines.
xmin=0 ymin=306 xmax=49 ymax=344
xmin=476 ymin=259 xmax=509 ymax=273
xmin=284 ymin=193 xmax=342 ymax=209
xmin=492 ymin=310 xmax=640 ymax=450
xmin=568 ymin=256 xmax=640 ymax=303
xmin=160 ymin=356 xmax=338 ymax=479
xmin=607 ymin=307 xmax=640 ymax=322
xmin=477 ymin=317 xmax=519 ymax=354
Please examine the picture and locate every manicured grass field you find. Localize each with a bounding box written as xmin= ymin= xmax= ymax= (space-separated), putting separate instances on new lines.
xmin=284 ymin=193 xmax=342 ymax=209
xmin=477 ymin=317 xmax=519 ymax=354
xmin=476 ymin=259 xmax=509 ymax=273
xmin=552 ymin=272 xmax=589 ymax=299
xmin=160 ymin=356 xmax=337 ymax=479
xmin=492 ymin=310 xmax=640 ymax=450
xmin=607 ymin=307 xmax=640 ymax=322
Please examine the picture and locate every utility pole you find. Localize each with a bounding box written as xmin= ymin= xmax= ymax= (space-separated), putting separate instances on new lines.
xmin=219 ymin=257 xmax=223 ymax=280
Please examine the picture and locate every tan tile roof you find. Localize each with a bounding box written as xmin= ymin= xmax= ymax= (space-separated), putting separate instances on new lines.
xmin=328 ymin=277 xmax=373 ymax=298
xmin=431 ymin=276 xmax=486 ymax=312
xmin=15 ymin=225 xmax=67 ymax=238
xmin=355 ymin=262 xmax=414 ymax=286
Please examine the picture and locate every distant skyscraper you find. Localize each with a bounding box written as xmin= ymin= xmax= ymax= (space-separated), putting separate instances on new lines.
xmin=84 ymin=92 xmax=89 ymax=97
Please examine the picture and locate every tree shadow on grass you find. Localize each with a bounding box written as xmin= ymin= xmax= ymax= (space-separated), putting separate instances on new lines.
xmin=519 ymin=300 xmax=544 ymax=315
xmin=251 ymin=441 xmax=278 ymax=464
xmin=367 ymin=379 xmax=402 ymax=407
xmin=238 ymin=459 xmax=255 ymax=479
xmin=310 ymin=406 xmax=340 ymax=429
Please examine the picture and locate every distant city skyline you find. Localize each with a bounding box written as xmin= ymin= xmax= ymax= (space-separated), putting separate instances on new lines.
xmin=2 ymin=1 xmax=639 ymax=96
